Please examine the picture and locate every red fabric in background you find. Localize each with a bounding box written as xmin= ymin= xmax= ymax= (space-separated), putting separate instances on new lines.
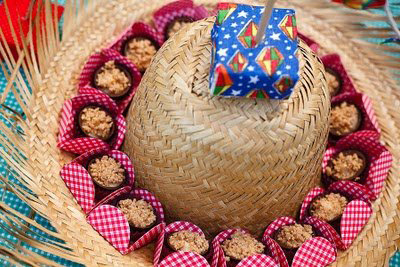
xmin=0 ymin=0 xmax=64 ymax=61
xmin=332 ymin=0 xmax=386 ymax=9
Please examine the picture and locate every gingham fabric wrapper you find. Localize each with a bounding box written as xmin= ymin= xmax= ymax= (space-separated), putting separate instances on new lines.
xmin=57 ymin=94 xmax=126 ymax=154
xmin=153 ymin=0 xmax=209 ymax=41
xmin=210 ymin=3 xmax=300 ymax=99
xmin=322 ymin=131 xmax=393 ymax=199
xmin=299 ymin=181 xmax=373 ymax=249
xmin=322 ymin=54 xmax=357 ymax=99
xmin=262 ymin=217 xmax=337 ymax=267
xmin=159 ymin=251 xmax=211 ymax=267
xmin=211 ymin=228 xmax=278 ymax=267
xmin=154 ymin=221 xmax=210 ymax=265
xmin=87 ymin=186 xmax=166 ymax=254
xmin=110 ymin=22 xmax=164 ymax=57
xmin=60 ymin=148 xmax=135 ymax=213
xmin=78 ymin=48 xmax=142 ymax=113
xmin=298 ymin=32 xmax=319 ymax=53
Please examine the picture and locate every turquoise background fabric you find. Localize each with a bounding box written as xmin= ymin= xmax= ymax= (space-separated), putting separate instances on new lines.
xmin=0 ymin=0 xmax=399 ymax=266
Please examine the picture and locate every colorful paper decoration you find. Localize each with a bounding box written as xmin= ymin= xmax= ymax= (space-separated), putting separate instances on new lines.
xmin=210 ymin=3 xmax=300 ymax=99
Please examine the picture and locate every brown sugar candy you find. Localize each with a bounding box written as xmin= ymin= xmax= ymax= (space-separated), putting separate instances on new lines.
xmin=326 ymin=150 xmax=367 ymax=181
xmin=310 ymin=193 xmax=348 ymax=222
xmin=165 ymin=17 xmax=193 ymax=39
xmin=118 ymin=199 xmax=157 ymax=229
xmin=221 ymin=232 xmax=265 ymax=261
xmin=330 ymin=102 xmax=362 ymax=137
xmin=167 ymin=230 xmax=209 ymax=255
xmin=78 ymin=106 xmax=115 ymax=140
xmin=325 ymin=68 xmax=342 ymax=97
xmin=275 ymin=224 xmax=313 ymax=250
xmin=123 ymin=37 xmax=158 ymax=72
xmin=93 ymin=61 xmax=132 ymax=98
xmin=88 ymin=155 xmax=125 ymax=190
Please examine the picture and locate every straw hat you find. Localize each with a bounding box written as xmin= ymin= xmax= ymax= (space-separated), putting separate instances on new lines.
xmin=1 ymin=0 xmax=399 ymax=266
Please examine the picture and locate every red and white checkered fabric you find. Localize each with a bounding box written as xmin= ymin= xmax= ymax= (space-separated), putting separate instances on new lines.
xmin=60 ymin=163 xmax=95 ymax=214
xmin=78 ymin=48 xmax=142 ymax=113
xmin=87 ymin=204 xmax=131 ymax=252
xmin=235 ymin=254 xmax=279 ymax=267
xmin=341 ymin=200 xmax=372 ymax=248
xmin=321 ymin=54 xmax=357 ymax=98
xmin=110 ymin=22 xmax=164 ymax=55
xmin=322 ymin=131 xmax=392 ymax=199
xmin=291 ymin=237 xmax=336 ymax=267
xmin=87 ymin=187 xmax=166 ymax=254
xmin=153 ymin=0 xmax=209 ymax=41
xmin=154 ymin=221 xmax=209 ymax=266
xmin=57 ymin=94 xmax=126 ymax=154
xmin=298 ymin=32 xmax=319 ymax=53
xmin=304 ymin=216 xmax=345 ymax=250
xmin=72 ymin=148 xmax=135 ymax=187
xmin=299 ymin=181 xmax=371 ymax=221
xmin=330 ymin=92 xmax=381 ymax=141
xmin=159 ymin=251 xmax=210 ymax=267
xmin=263 ymin=217 xmax=337 ymax=267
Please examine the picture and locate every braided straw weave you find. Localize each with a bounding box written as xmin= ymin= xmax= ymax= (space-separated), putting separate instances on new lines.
xmin=0 ymin=0 xmax=399 ymax=266
xmin=124 ymin=18 xmax=330 ymax=236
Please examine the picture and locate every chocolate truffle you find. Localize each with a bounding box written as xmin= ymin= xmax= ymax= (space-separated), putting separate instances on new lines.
xmin=94 ymin=61 xmax=132 ymax=98
xmin=166 ymin=17 xmax=193 ymax=39
xmin=326 ymin=150 xmax=366 ymax=181
xmin=88 ymin=155 xmax=125 ymax=189
xmin=123 ymin=37 xmax=158 ymax=72
xmin=118 ymin=199 xmax=157 ymax=229
xmin=167 ymin=230 xmax=209 ymax=255
xmin=310 ymin=193 xmax=348 ymax=222
xmin=325 ymin=68 xmax=341 ymax=97
xmin=330 ymin=102 xmax=362 ymax=137
xmin=221 ymin=232 xmax=265 ymax=261
xmin=79 ymin=106 xmax=115 ymax=140
xmin=275 ymin=224 xmax=313 ymax=250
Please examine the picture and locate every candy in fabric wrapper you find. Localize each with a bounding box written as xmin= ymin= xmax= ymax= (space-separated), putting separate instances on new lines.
xmin=87 ymin=187 xmax=165 ymax=254
xmin=321 ymin=54 xmax=357 ymax=99
xmin=210 ymin=4 xmax=300 ymax=99
xmin=154 ymin=221 xmax=212 ymax=267
xmin=299 ymin=181 xmax=373 ymax=249
xmin=262 ymin=217 xmax=337 ymax=267
xmin=78 ymin=49 xmax=142 ymax=113
xmin=153 ymin=0 xmax=210 ymax=41
xmin=323 ymin=131 xmax=392 ymax=199
xmin=57 ymin=94 xmax=126 ymax=154
xmin=211 ymin=228 xmax=279 ymax=267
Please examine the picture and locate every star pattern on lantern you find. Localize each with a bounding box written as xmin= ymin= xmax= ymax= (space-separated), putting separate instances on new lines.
xmin=216 ymin=3 xmax=238 ymax=25
xmin=213 ymin=64 xmax=234 ymax=95
xmin=229 ymin=51 xmax=248 ymax=72
xmin=256 ymin=47 xmax=284 ymax=76
xmin=279 ymin=14 xmax=298 ymax=40
xmin=238 ymin=21 xmax=259 ymax=48
xmin=274 ymin=76 xmax=294 ymax=93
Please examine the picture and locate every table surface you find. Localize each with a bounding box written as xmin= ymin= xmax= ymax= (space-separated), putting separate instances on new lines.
xmin=0 ymin=0 xmax=399 ymax=266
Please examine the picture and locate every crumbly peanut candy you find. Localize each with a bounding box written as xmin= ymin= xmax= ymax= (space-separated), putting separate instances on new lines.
xmin=330 ymin=102 xmax=360 ymax=136
xmin=275 ymin=224 xmax=313 ymax=250
xmin=80 ymin=107 xmax=114 ymax=140
xmin=167 ymin=20 xmax=192 ymax=38
xmin=326 ymin=152 xmax=364 ymax=180
xmin=96 ymin=61 xmax=131 ymax=95
xmin=310 ymin=193 xmax=348 ymax=222
xmin=326 ymin=71 xmax=340 ymax=96
xmin=125 ymin=38 xmax=157 ymax=71
xmin=118 ymin=199 xmax=156 ymax=229
xmin=168 ymin=230 xmax=209 ymax=255
xmin=221 ymin=232 xmax=265 ymax=261
xmin=88 ymin=155 xmax=125 ymax=188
